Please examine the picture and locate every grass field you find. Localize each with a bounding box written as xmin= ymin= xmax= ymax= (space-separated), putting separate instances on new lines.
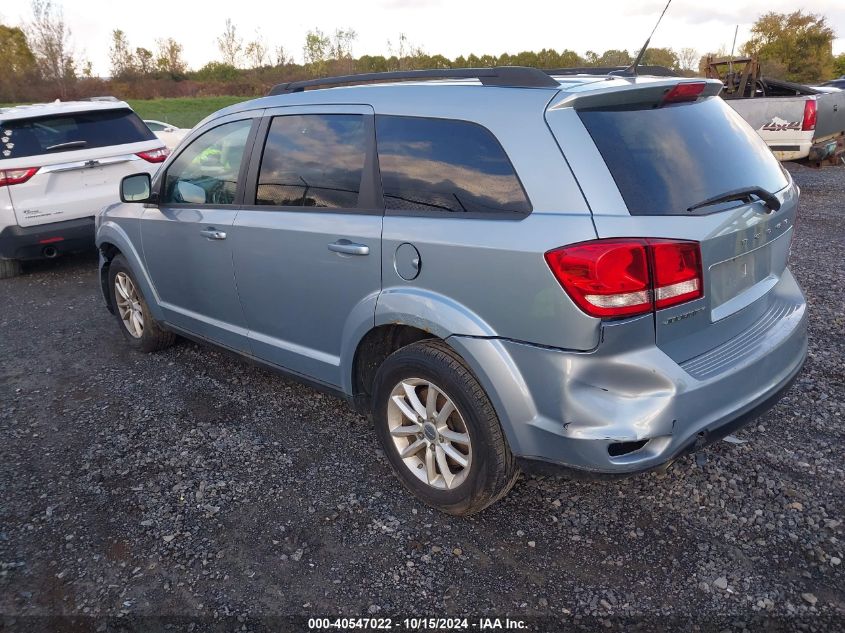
xmin=126 ymin=96 xmax=247 ymax=128
xmin=1 ymin=96 xmax=248 ymax=129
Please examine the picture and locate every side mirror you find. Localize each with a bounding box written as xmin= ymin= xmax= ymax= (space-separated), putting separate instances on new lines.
xmin=121 ymin=173 xmax=152 ymax=203
xmin=175 ymin=180 xmax=207 ymax=204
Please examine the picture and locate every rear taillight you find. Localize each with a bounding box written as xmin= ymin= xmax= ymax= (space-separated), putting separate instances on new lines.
xmin=649 ymin=239 xmax=703 ymax=309
xmin=801 ymin=99 xmax=817 ymax=131
xmin=0 ymin=167 xmax=39 ymax=187
xmin=545 ymin=238 xmax=703 ymax=319
xmin=136 ymin=148 xmax=170 ymax=163
xmin=662 ymin=82 xmax=706 ymax=105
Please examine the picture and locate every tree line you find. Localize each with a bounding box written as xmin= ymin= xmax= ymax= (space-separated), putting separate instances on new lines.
xmin=1 ymin=2 xmax=843 ymax=104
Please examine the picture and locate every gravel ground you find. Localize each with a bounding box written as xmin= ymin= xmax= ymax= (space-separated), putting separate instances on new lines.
xmin=0 ymin=163 xmax=843 ymax=632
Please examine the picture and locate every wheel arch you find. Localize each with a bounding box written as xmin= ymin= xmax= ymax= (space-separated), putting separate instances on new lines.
xmin=96 ymin=221 xmax=164 ymax=322
xmin=350 ymin=324 xmax=436 ymax=414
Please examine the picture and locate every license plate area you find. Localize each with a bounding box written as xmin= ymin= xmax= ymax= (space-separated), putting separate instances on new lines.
xmin=708 ymin=229 xmax=791 ymax=321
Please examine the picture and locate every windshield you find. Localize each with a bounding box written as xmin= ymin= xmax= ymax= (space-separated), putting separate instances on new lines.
xmin=578 ymin=96 xmax=789 ymax=216
xmin=1 ymin=108 xmax=155 ymax=160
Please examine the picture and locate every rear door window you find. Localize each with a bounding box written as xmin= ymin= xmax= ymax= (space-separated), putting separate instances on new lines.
xmin=375 ymin=115 xmax=531 ymax=215
xmin=578 ymin=96 xmax=789 ymax=215
xmin=1 ymin=108 xmax=156 ymax=159
xmin=255 ymin=114 xmax=367 ymax=209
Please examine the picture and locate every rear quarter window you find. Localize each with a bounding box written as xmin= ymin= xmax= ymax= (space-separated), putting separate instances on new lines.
xmin=375 ymin=115 xmax=531 ymax=215
xmin=1 ymin=108 xmax=156 ymax=160
xmin=578 ymin=96 xmax=789 ymax=215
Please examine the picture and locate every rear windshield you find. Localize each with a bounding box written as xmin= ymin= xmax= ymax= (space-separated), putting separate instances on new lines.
xmin=1 ymin=108 xmax=155 ymax=159
xmin=578 ymin=96 xmax=789 ymax=215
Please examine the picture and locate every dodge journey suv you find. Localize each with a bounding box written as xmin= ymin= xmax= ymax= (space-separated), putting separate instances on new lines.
xmin=96 ymin=67 xmax=807 ymax=515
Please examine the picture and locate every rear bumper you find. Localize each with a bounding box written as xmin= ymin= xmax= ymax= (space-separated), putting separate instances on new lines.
xmin=769 ymin=141 xmax=811 ymax=162
xmin=448 ymin=269 xmax=808 ymax=475
xmin=0 ymin=217 xmax=95 ymax=260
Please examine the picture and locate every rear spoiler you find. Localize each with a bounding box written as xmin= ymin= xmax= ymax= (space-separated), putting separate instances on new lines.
xmin=549 ymin=78 xmax=724 ymax=110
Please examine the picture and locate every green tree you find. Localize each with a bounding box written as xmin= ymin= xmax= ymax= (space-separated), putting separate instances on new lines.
xmin=583 ymin=51 xmax=600 ymax=66
xmin=640 ymin=47 xmax=679 ymax=71
xmin=135 ymin=47 xmax=154 ymax=75
xmin=558 ymin=49 xmax=583 ymax=68
xmin=303 ymin=28 xmax=330 ymax=76
xmin=598 ymin=49 xmax=632 ymax=66
xmin=677 ymin=47 xmax=699 ymax=73
xmin=742 ymin=10 xmax=835 ymax=82
xmin=834 ymin=53 xmax=845 ymax=77
xmin=217 ymin=18 xmax=243 ymax=67
xmin=355 ymin=54 xmax=389 ymax=73
xmin=274 ymin=45 xmax=293 ymax=67
xmin=155 ymin=37 xmax=187 ymax=79
xmin=195 ymin=61 xmax=240 ymax=82
xmin=109 ymin=29 xmax=135 ymax=79
xmin=0 ymin=24 xmax=38 ymax=100
xmin=244 ymin=29 xmax=268 ymax=69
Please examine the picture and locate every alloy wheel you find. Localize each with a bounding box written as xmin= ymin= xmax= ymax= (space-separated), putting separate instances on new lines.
xmin=386 ymin=378 xmax=473 ymax=490
xmin=114 ymin=272 xmax=144 ymax=338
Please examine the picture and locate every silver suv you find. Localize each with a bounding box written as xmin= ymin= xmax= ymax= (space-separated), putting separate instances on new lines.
xmin=97 ymin=67 xmax=807 ymax=515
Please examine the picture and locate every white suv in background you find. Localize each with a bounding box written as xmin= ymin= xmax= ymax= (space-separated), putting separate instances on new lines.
xmin=0 ymin=99 xmax=168 ymax=278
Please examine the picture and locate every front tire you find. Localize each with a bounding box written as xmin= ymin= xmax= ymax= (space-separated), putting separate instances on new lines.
xmin=108 ymin=255 xmax=175 ymax=353
xmin=0 ymin=259 xmax=22 ymax=279
xmin=372 ymin=340 xmax=519 ymax=516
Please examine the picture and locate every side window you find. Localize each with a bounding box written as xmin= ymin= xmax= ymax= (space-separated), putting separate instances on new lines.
xmin=375 ymin=115 xmax=531 ymax=215
xmin=162 ymin=119 xmax=252 ymax=205
xmin=255 ymin=114 xmax=366 ymax=209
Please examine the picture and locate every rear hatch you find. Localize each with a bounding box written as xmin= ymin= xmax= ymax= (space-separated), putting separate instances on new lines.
xmin=546 ymin=79 xmax=798 ymax=365
xmin=1 ymin=107 xmax=164 ymax=227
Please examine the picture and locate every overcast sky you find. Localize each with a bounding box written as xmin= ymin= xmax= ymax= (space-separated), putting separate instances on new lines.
xmin=4 ymin=0 xmax=844 ymax=76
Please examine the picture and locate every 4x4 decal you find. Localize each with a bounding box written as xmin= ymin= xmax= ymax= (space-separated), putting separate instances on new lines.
xmin=761 ymin=117 xmax=802 ymax=132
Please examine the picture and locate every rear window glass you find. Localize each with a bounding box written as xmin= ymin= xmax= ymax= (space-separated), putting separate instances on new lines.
xmin=578 ymin=97 xmax=789 ymax=215
xmin=376 ymin=115 xmax=531 ymax=215
xmin=256 ymin=114 xmax=366 ymax=209
xmin=1 ymin=108 xmax=155 ymax=159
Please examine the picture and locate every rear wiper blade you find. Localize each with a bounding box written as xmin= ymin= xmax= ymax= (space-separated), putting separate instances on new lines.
xmin=44 ymin=140 xmax=88 ymax=151
xmin=687 ymin=186 xmax=781 ymax=213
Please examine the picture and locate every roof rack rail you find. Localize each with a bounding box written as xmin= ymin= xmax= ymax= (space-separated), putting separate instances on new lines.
xmin=545 ymin=65 xmax=679 ymax=78
xmin=82 ymin=96 xmax=121 ymax=102
xmin=267 ymin=66 xmax=560 ymax=95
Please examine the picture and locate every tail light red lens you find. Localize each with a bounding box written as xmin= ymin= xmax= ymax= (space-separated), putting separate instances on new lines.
xmin=136 ymin=148 xmax=170 ymax=163
xmin=544 ymin=240 xmax=651 ymax=317
xmin=545 ymin=238 xmax=703 ymax=319
xmin=0 ymin=167 xmax=39 ymax=187
xmin=662 ymin=82 xmax=706 ymax=105
xmin=801 ymin=99 xmax=817 ymax=131
xmin=649 ymin=239 xmax=703 ymax=309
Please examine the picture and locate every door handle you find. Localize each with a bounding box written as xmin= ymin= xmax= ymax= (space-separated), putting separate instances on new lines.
xmin=200 ymin=228 xmax=227 ymax=240
xmin=328 ymin=239 xmax=369 ymax=256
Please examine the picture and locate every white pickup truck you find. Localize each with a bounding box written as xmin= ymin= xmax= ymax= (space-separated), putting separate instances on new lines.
xmin=722 ymin=77 xmax=845 ymax=164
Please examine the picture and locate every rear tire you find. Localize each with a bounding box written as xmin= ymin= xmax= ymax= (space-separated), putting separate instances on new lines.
xmin=0 ymin=259 xmax=22 ymax=279
xmin=372 ymin=339 xmax=519 ymax=516
xmin=108 ymin=255 xmax=175 ymax=353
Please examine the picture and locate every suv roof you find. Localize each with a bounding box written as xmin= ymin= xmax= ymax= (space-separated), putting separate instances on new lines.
xmin=199 ymin=68 xmax=721 ymax=131
xmin=0 ymin=99 xmax=132 ymax=122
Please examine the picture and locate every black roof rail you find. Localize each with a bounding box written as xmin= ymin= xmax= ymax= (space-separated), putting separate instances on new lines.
xmin=267 ymin=66 xmax=560 ymax=95
xmin=545 ymin=65 xmax=679 ymax=78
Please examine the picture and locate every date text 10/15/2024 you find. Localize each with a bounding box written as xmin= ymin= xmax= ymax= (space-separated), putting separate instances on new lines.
xmin=307 ymin=617 xmax=529 ymax=630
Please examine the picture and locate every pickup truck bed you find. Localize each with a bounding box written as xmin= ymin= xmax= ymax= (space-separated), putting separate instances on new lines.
xmin=725 ymin=85 xmax=845 ymax=163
